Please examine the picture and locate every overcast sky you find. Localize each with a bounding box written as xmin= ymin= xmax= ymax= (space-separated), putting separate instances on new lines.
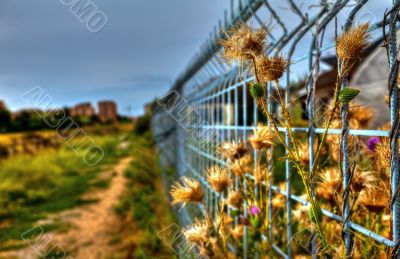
xmin=0 ymin=1 xmax=392 ymax=116
xmin=0 ymin=0 xmax=227 ymax=115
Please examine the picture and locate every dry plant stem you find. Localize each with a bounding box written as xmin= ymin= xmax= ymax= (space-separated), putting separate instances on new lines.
xmin=216 ymin=196 xmax=228 ymax=255
xmin=264 ymin=149 xmax=270 ymax=230
xmin=250 ymin=59 xmax=330 ymax=251
xmin=274 ymin=81 xmax=301 ymax=160
xmin=258 ymin=152 xmax=263 ymax=206
xmin=201 ymin=202 xmax=215 ymax=228
xmin=309 ymin=61 xmax=354 ymax=179
xmin=259 ymin=99 xmax=330 ymax=250
xmin=237 ymin=159 xmax=257 ymax=202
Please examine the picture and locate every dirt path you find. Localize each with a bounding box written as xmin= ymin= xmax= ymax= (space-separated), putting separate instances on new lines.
xmin=3 ymin=157 xmax=133 ymax=259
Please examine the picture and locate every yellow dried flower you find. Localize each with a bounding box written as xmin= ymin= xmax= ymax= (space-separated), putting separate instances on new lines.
xmin=292 ymin=199 xmax=309 ymax=222
xmin=230 ymin=225 xmax=244 ymax=240
xmin=219 ymin=141 xmax=249 ymax=160
xmin=170 ymin=177 xmax=204 ymax=206
xmin=249 ymin=124 xmax=275 ymax=150
xmin=231 ymin=154 xmax=252 ymax=176
xmin=220 ymin=23 xmax=267 ymax=65
xmin=336 ymin=23 xmax=369 ymax=60
xmin=226 ymin=191 xmax=242 ymax=208
xmin=272 ymin=193 xmax=285 ymax=209
xmin=255 ymin=54 xmax=289 ymax=83
xmin=351 ymin=170 xmax=378 ymax=193
xmin=297 ymin=141 xmax=319 ymax=166
xmin=183 ymin=219 xmax=209 ymax=245
xmin=318 ymin=167 xmax=341 ymax=202
xmin=375 ymin=142 xmax=391 ymax=170
xmin=206 ymin=166 xmax=231 ymax=193
xmin=326 ymin=128 xmax=356 ymax=162
xmin=348 ymin=105 xmax=373 ymax=128
xmin=358 ymin=189 xmax=389 ymax=213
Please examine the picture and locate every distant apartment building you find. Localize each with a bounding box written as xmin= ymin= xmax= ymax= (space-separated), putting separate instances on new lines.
xmin=98 ymin=101 xmax=117 ymax=123
xmin=70 ymin=102 xmax=95 ymax=117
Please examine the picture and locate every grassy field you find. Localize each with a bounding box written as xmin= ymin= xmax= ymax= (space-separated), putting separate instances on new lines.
xmin=0 ymin=129 xmax=130 ymax=251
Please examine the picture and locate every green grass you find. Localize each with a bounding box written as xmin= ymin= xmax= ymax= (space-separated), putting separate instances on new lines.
xmin=0 ymin=132 xmax=129 ymax=249
xmin=115 ymin=133 xmax=177 ymax=259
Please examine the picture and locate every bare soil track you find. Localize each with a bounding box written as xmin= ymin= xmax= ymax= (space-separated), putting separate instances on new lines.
xmin=1 ymin=157 xmax=133 ymax=259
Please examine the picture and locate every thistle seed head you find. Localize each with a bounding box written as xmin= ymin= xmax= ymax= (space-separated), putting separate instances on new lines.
xmin=249 ymin=123 xmax=275 ymax=150
xmin=206 ymin=166 xmax=231 ymax=193
xmin=336 ymin=23 xmax=369 ymax=60
xmin=255 ymin=54 xmax=289 ymax=83
xmin=220 ymin=23 xmax=267 ymax=65
xmin=170 ymin=177 xmax=204 ymax=206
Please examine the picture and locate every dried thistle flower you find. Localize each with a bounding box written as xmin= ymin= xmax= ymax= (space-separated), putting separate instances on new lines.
xmin=272 ymin=193 xmax=285 ymax=208
xmin=292 ymin=200 xmax=309 ymax=222
xmin=326 ymin=129 xmax=356 ymax=161
xmin=170 ymin=177 xmax=204 ymax=206
xmin=249 ymin=123 xmax=275 ymax=150
xmin=230 ymin=225 xmax=244 ymax=240
xmin=231 ymin=154 xmax=252 ymax=176
xmin=210 ymin=237 xmax=224 ymax=258
xmin=358 ymin=189 xmax=389 ymax=213
xmin=255 ymin=54 xmax=289 ymax=83
xmin=219 ymin=141 xmax=249 ymax=160
xmin=226 ymin=191 xmax=242 ymax=208
xmin=298 ymin=141 xmax=319 ymax=166
xmin=318 ymin=167 xmax=341 ymax=202
xmin=348 ymin=104 xmax=373 ymax=128
xmin=336 ymin=23 xmax=369 ymax=61
xmin=206 ymin=166 xmax=231 ymax=193
xmin=351 ymin=170 xmax=378 ymax=193
xmin=375 ymin=141 xmax=390 ymax=170
xmin=183 ymin=219 xmax=209 ymax=246
xmin=298 ymin=142 xmax=311 ymax=166
xmin=220 ymin=23 xmax=267 ymax=65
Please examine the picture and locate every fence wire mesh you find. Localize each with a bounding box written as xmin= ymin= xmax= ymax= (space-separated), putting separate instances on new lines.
xmin=152 ymin=0 xmax=400 ymax=257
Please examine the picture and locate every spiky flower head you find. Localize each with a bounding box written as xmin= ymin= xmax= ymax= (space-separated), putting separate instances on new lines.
xmin=318 ymin=167 xmax=342 ymax=202
xmin=206 ymin=166 xmax=231 ymax=193
xmin=375 ymin=140 xmax=390 ymax=170
xmin=226 ymin=191 xmax=242 ymax=208
xmin=358 ymin=189 xmax=389 ymax=213
xmin=255 ymin=54 xmax=289 ymax=83
xmin=220 ymin=23 xmax=267 ymax=65
xmin=249 ymin=123 xmax=275 ymax=150
xmin=349 ymin=104 xmax=373 ymax=129
xmin=298 ymin=141 xmax=312 ymax=166
xmin=183 ymin=219 xmax=209 ymax=246
xmin=219 ymin=141 xmax=249 ymax=160
xmin=230 ymin=225 xmax=244 ymax=241
xmin=170 ymin=177 xmax=204 ymax=206
xmin=336 ymin=23 xmax=369 ymax=61
xmin=231 ymin=154 xmax=252 ymax=176
xmin=351 ymin=170 xmax=378 ymax=193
